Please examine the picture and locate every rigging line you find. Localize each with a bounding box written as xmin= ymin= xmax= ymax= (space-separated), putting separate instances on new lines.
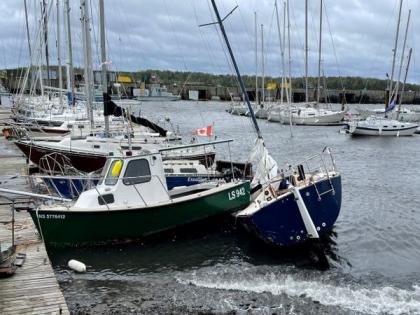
xmin=323 ymin=0 xmax=344 ymax=91
xmin=233 ymin=0 xmax=256 ymax=51
xmin=359 ymin=0 xmax=399 ymax=100
xmin=205 ymin=0 xmax=242 ymax=91
xmin=288 ymin=0 xmax=305 ymax=81
xmin=163 ymin=0 xmax=192 ymax=72
xmin=191 ymin=0 xmax=253 ymax=142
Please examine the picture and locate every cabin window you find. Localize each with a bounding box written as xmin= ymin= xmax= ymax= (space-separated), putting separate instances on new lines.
xmin=180 ymin=168 xmax=198 ymax=174
xmin=105 ymin=159 xmax=123 ymax=185
xmin=164 ymin=168 xmax=174 ymax=173
xmin=123 ymin=159 xmax=151 ymax=185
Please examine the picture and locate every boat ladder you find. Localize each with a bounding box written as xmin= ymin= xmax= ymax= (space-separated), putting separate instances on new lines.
xmin=312 ymin=155 xmax=336 ymax=201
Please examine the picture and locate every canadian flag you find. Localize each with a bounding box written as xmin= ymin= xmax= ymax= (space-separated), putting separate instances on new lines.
xmin=192 ymin=125 xmax=213 ymax=137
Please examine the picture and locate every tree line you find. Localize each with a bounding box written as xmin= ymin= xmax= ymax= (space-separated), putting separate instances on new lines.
xmin=131 ymin=69 xmax=420 ymax=91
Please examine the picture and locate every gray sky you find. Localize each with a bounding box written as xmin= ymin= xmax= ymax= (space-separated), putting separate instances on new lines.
xmin=1 ymin=0 xmax=419 ymax=83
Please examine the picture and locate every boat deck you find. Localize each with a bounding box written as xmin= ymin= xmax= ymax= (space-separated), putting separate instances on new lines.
xmin=0 ymin=135 xmax=69 ymax=314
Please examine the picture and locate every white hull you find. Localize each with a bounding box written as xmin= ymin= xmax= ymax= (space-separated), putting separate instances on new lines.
xmin=348 ymin=117 xmax=418 ymax=136
xmin=280 ymin=110 xmax=345 ymax=125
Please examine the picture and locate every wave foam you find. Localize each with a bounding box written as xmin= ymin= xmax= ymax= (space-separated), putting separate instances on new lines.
xmin=178 ymin=271 xmax=420 ymax=315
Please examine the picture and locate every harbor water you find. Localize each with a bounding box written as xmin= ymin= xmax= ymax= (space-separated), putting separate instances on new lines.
xmin=28 ymin=101 xmax=420 ymax=314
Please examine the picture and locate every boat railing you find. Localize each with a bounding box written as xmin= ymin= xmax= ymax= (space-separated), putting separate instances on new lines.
xmin=293 ymin=146 xmax=337 ymax=177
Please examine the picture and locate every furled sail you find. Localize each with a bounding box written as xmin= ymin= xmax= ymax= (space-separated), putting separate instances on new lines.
xmin=249 ymin=138 xmax=278 ymax=186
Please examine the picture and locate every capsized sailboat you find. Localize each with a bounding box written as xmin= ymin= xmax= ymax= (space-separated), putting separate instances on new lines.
xmin=209 ymin=0 xmax=342 ymax=247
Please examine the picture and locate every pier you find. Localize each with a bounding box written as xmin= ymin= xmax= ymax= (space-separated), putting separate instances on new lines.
xmin=0 ymin=113 xmax=69 ymax=315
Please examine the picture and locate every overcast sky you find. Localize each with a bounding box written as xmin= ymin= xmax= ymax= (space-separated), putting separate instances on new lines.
xmin=1 ymin=0 xmax=419 ymax=83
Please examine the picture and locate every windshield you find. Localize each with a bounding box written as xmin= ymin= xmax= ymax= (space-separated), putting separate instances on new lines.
xmin=104 ymin=159 xmax=123 ymax=185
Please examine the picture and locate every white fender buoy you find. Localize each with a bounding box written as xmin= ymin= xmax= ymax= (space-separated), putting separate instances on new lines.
xmin=68 ymin=259 xmax=86 ymax=273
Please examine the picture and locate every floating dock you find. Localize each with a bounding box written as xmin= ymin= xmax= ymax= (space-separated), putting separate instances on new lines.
xmin=0 ymin=115 xmax=69 ymax=314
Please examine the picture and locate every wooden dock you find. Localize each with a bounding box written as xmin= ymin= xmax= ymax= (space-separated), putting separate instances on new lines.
xmin=0 ymin=136 xmax=69 ymax=314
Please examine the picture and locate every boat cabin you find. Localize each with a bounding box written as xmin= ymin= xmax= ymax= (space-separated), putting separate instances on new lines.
xmin=73 ymin=152 xmax=170 ymax=209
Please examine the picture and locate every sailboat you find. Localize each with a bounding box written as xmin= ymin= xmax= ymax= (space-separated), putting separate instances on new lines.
xmin=277 ymin=0 xmax=345 ymax=126
xmin=347 ymin=1 xmax=418 ymax=137
xmin=209 ymin=0 xmax=342 ymax=247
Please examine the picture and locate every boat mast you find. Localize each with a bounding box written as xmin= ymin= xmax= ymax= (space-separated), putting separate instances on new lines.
xmin=80 ymin=0 xmax=94 ymax=129
xmin=56 ymin=0 xmax=63 ymax=107
xmin=397 ymin=47 xmax=412 ymax=120
xmin=274 ymin=0 xmax=284 ymax=105
xmin=64 ymin=0 xmax=74 ymax=104
xmin=261 ymin=24 xmax=265 ymax=105
xmin=283 ymin=1 xmax=289 ymax=105
xmin=305 ymin=0 xmax=309 ymax=103
xmin=388 ymin=0 xmax=403 ymax=104
xmin=42 ymin=0 xmax=51 ymax=88
xmin=99 ymin=0 xmax=109 ymax=137
xmin=394 ymin=9 xmax=410 ymax=104
xmin=209 ymin=0 xmax=262 ymax=139
xmin=286 ymin=0 xmax=292 ymax=103
xmin=254 ymin=12 xmax=259 ymax=105
xmin=38 ymin=13 xmax=45 ymax=96
xmin=316 ymin=0 xmax=323 ymax=104
xmin=24 ymin=0 xmax=32 ymax=93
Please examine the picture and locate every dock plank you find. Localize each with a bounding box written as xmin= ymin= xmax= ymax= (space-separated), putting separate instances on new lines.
xmin=0 ymin=139 xmax=69 ymax=315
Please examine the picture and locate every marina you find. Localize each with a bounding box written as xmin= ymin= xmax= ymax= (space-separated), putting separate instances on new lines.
xmin=1 ymin=0 xmax=420 ymax=314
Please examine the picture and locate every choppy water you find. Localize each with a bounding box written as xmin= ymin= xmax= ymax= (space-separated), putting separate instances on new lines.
xmin=38 ymin=101 xmax=420 ymax=314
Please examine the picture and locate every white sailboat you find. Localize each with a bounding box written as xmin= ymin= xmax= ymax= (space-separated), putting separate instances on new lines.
xmin=277 ymin=0 xmax=345 ymax=126
xmin=347 ymin=1 xmax=418 ymax=136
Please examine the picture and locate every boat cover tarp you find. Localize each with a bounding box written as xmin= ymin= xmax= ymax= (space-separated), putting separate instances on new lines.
xmin=103 ymin=93 xmax=167 ymax=136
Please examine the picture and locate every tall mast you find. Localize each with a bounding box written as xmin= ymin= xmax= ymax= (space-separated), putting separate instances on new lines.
xmin=305 ymin=0 xmax=309 ymax=102
xmin=388 ymin=0 xmax=403 ymax=103
xmin=316 ymin=0 xmax=323 ymax=104
xmin=56 ymin=0 xmax=63 ymax=106
xmin=397 ymin=47 xmax=412 ymax=119
xmin=261 ymin=24 xmax=265 ymax=104
xmin=64 ymin=0 xmax=74 ymax=103
xmin=80 ymin=0 xmax=94 ymax=128
xmin=209 ymin=0 xmax=262 ymax=139
xmin=274 ymin=0 xmax=285 ymax=104
xmin=254 ymin=12 xmax=259 ymax=105
xmin=287 ymin=0 xmax=292 ymax=103
xmin=99 ymin=0 xmax=109 ymax=137
xmin=42 ymin=0 xmax=51 ymax=88
xmin=24 ymin=0 xmax=32 ymax=93
xmin=394 ymin=9 xmax=410 ymax=103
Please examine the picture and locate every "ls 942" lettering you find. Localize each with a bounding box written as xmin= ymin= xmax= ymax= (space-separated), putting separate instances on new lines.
xmin=228 ymin=187 xmax=246 ymax=200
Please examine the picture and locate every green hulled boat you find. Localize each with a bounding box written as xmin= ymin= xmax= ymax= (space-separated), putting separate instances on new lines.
xmin=29 ymin=151 xmax=250 ymax=246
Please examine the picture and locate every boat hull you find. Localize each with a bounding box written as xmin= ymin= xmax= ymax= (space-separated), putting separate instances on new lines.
xmin=14 ymin=141 xmax=108 ymax=172
xmin=237 ymin=175 xmax=341 ymax=247
xmin=29 ymin=181 xmax=251 ymax=246
xmin=14 ymin=140 xmax=216 ymax=172
xmin=348 ymin=125 xmax=417 ymax=136
xmin=282 ymin=111 xmax=345 ymax=125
